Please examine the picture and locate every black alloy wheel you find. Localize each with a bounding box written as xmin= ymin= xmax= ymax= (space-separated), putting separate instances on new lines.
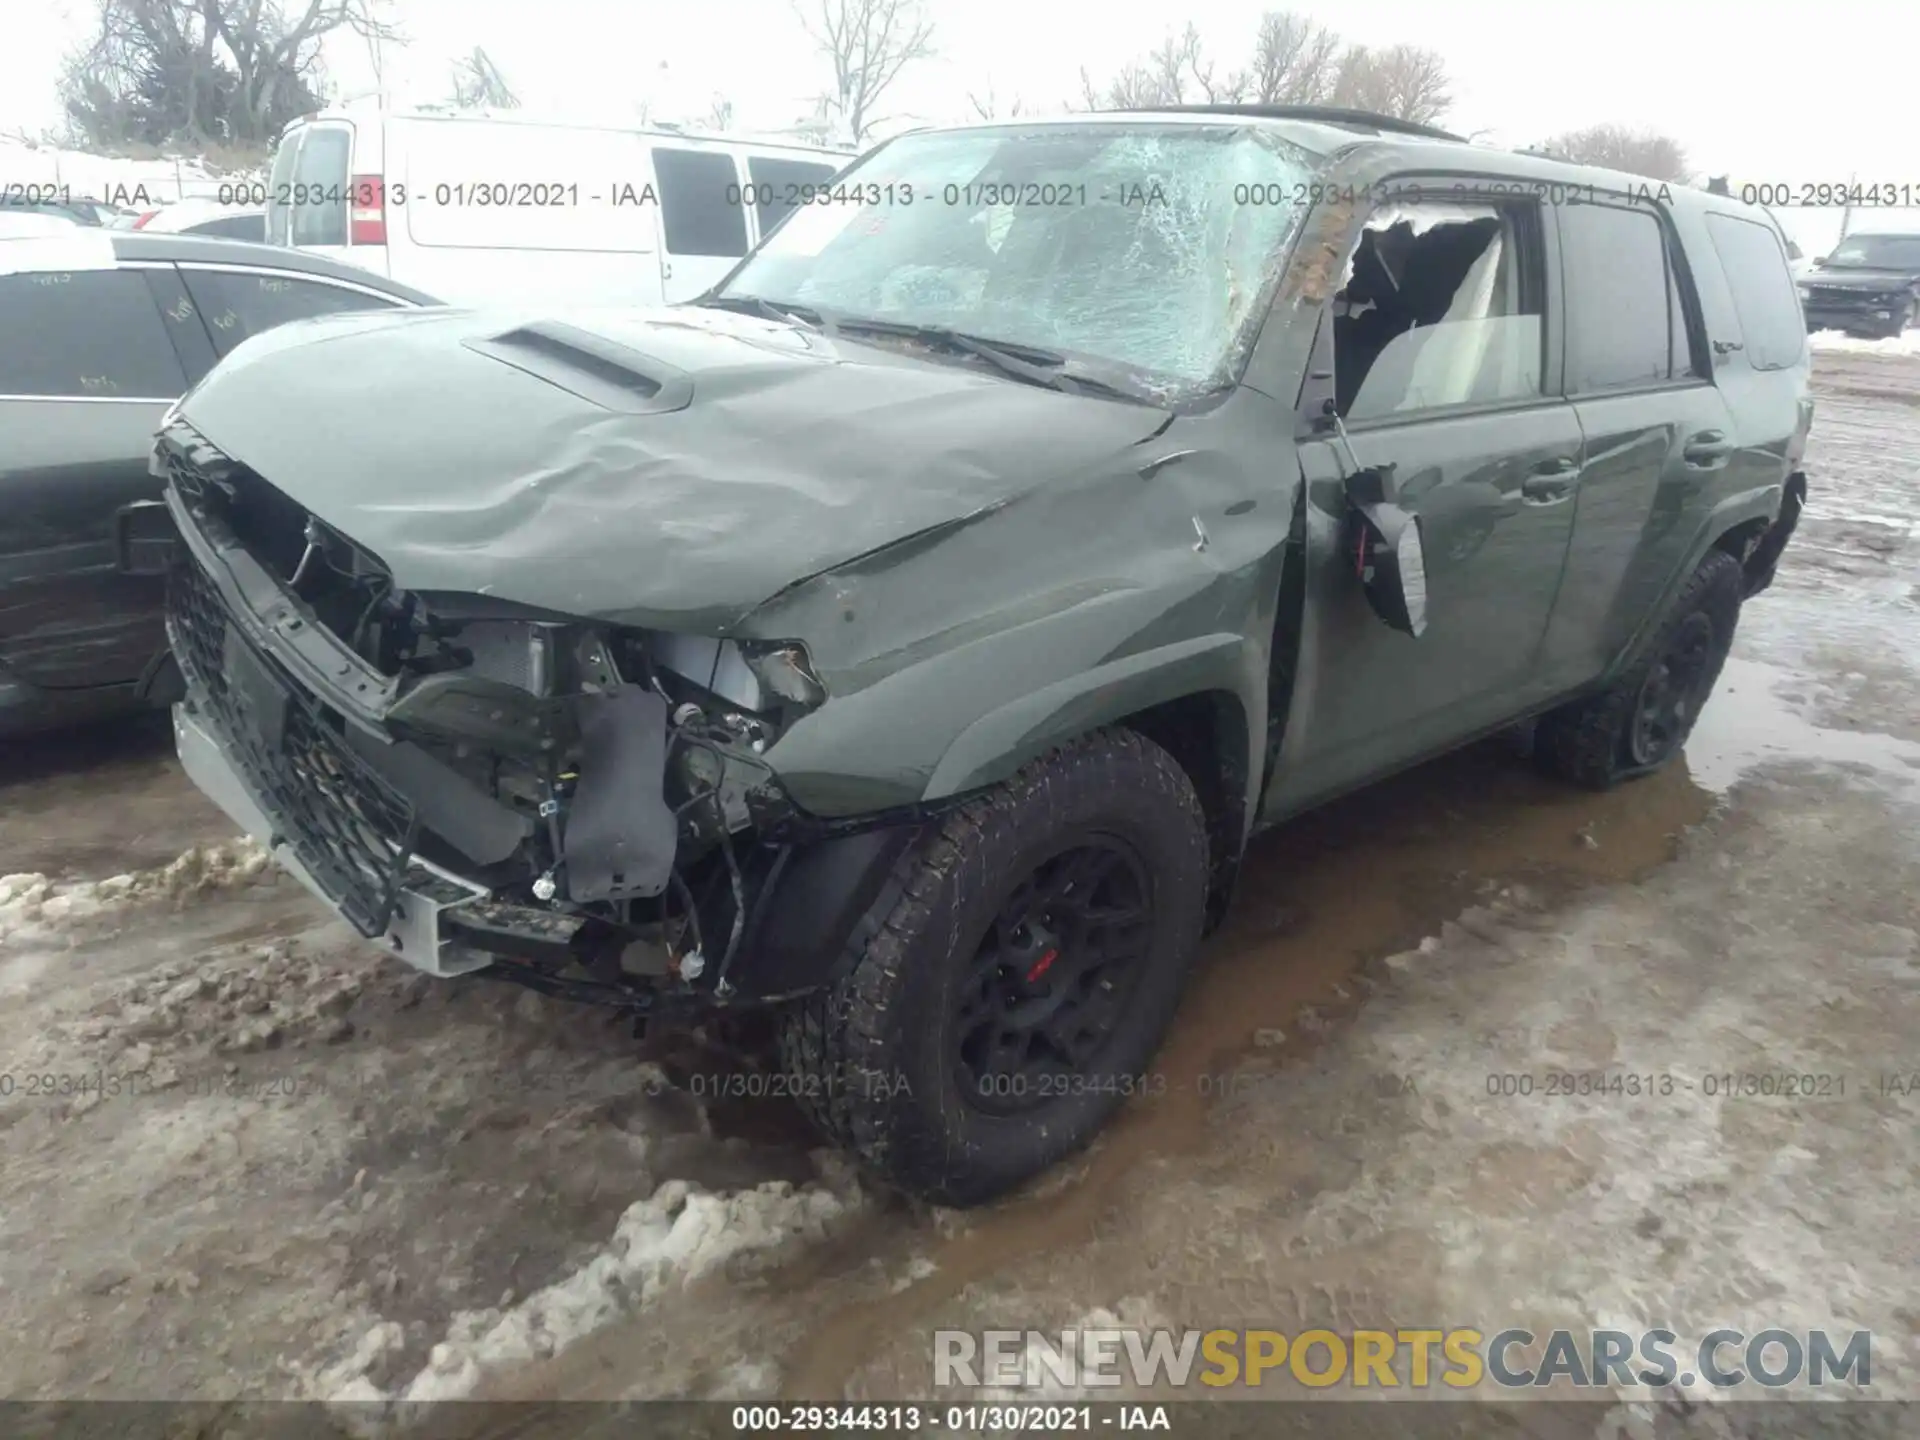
xmin=1627 ymin=610 xmax=1717 ymax=768
xmin=953 ymin=838 xmax=1155 ymax=1116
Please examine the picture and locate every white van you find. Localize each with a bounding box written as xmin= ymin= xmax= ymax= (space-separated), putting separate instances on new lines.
xmin=264 ymin=103 xmax=852 ymax=307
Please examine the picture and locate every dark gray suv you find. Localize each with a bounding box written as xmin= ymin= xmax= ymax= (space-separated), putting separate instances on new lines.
xmin=1797 ymin=231 xmax=1920 ymax=337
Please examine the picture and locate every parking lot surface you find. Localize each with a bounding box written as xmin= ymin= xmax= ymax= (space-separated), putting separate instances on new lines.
xmin=1 ymin=348 xmax=1915 ymax=1408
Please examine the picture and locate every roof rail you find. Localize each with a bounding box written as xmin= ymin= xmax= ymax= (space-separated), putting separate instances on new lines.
xmin=1114 ymin=104 xmax=1464 ymax=143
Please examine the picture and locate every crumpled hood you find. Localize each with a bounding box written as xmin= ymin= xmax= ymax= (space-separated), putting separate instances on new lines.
xmin=176 ymin=303 xmax=1168 ymax=632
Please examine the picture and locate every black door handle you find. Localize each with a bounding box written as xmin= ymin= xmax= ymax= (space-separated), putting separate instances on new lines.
xmin=1520 ymin=454 xmax=1579 ymax=504
xmin=1683 ymin=430 xmax=1733 ymax=465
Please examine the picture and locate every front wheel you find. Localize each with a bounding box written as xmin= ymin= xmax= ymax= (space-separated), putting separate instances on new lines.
xmin=777 ymin=730 xmax=1210 ymax=1206
xmin=1534 ymin=549 xmax=1744 ymax=790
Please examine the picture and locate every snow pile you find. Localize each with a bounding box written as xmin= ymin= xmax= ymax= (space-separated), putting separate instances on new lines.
xmin=313 ymin=1160 xmax=865 ymax=1412
xmin=1810 ymin=328 xmax=1920 ymax=356
xmin=0 ymin=135 xmax=264 ymax=204
xmin=0 ymin=839 xmax=274 ymax=944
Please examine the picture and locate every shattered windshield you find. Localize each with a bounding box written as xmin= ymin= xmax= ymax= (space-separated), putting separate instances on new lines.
xmin=717 ymin=123 xmax=1323 ymax=399
xmin=1823 ymin=234 xmax=1920 ymax=269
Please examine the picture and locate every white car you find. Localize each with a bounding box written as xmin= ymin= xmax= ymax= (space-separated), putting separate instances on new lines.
xmin=0 ymin=211 xmax=81 ymax=238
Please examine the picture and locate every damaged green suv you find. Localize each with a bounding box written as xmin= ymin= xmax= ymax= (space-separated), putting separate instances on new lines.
xmin=136 ymin=106 xmax=1812 ymax=1205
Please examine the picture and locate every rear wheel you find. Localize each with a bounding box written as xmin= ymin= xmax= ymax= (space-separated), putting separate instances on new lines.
xmin=1534 ymin=550 xmax=1744 ymax=790
xmin=778 ymin=730 xmax=1209 ymax=1206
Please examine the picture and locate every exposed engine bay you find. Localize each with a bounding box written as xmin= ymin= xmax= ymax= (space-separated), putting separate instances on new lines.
xmin=149 ymin=420 xmax=916 ymax=1022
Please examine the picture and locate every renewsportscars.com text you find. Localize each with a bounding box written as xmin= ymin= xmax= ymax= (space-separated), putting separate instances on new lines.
xmin=934 ymin=1327 xmax=1872 ymax=1391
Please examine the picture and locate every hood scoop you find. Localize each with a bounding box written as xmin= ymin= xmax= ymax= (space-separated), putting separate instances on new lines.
xmin=461 ymin=321 xmax=695 ymax=415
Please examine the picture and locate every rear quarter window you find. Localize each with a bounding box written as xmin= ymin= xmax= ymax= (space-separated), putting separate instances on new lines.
xmin=1704 ymin=212 xmax=1808 ymax=371
xmin=746 ymin=156 xmax=841 ymax=238
xmin=653 ymin=148 xmax=749 ymax=257
xmin=0 ymin=268 xmax=186 ymax=398
xmin=179 ymin=267 xmax=401 ymax=357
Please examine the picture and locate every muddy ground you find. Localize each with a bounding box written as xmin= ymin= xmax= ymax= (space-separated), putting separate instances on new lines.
xmin=1 ymin=347 xmax=1916 ymax=1417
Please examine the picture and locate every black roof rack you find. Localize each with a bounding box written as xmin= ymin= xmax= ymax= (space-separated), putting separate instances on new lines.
xmin=1114 ymin=103 xmax=1465 ymax=143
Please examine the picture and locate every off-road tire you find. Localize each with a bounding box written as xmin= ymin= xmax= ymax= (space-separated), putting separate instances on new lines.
xmin=776 ymin=729 xmax=1210 ymax=1206
xmin=1534 ymin=549 xmax=1744 ymax=790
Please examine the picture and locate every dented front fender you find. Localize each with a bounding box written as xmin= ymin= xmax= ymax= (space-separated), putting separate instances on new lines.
xmin=739 ymin=390 xmax=1305 ymax=829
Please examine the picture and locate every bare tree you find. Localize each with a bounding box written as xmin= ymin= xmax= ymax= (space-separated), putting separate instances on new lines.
xmin=1078 ymin=14 xmax=1449 ymax=123
xmin=966 ymin=82 xmax=1025 ymax=121
xmin=449 ymin=46 xmax=517 ymax=109
xmin=59 ymin=0 xmax=403 ymax=149
xmin=1538 ymin=123 xmax=1691 ymax=183
xmin=1247 ymin=11 xmax=1341 ymax=104
xmin=209 ymin=0 xmax=401 ymax=141
xmin=705 ymin=95 xmax=735 ymax=130
xmin=1328 ymin=43 xmax=1451 ymax=124
xmin=795 ymin=0 xmax=934 ymax=141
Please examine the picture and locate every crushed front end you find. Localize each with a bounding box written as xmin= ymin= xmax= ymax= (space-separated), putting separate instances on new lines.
xmin=152 ymin=419 xmax=923 ymax=1020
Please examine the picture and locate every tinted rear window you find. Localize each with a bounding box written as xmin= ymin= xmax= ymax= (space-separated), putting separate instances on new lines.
xmin=652 ymin=148 xmax=748 ymax=257
xmin=1705 ymin=213 xmax=1808 ymax=371
xmin=1560 ymin=203 xmax=1695 ymax=392
xmin=745 ymin=156 xmax=840 ymax=237
xmin=291 ymin=127 xmax=351 ymax=246
xmin=0 ymin=269 xmax=186 ymax=398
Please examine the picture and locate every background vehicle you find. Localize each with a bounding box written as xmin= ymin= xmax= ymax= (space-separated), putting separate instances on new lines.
xmin=263 ymin=102 xmax=851 ymax=306
xmin=0 ymin=194 xmax=140 ymax=226
xmin=0 ymin=230 xmax=438 ymax=737
xmin=151 ymin=107 xmax=1810 ymax=1206
xmin=0 ymin=211 xmax=81 ymax=237
xmin=1 ymin=195 xmax=97 ymax=226
xmin=132 ymin=198 xmax=269 ymax=241
xmin=1797 ymin=230 xmax=1920 ymax=336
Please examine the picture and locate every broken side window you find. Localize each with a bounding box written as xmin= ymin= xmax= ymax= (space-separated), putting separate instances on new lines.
xmin=1333 ymin=199 xmax=1544 ymax=421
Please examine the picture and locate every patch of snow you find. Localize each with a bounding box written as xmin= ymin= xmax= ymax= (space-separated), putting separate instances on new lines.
xmin=310 ymin=1157 xmax=865 ymax=1414
xmin=0 ymin=135 xmax=262 ymax=205
xmin=1810 ymin=328 xmax=1920 ymax=356
xmin=0 ymin=839 xmax=273 ymax=946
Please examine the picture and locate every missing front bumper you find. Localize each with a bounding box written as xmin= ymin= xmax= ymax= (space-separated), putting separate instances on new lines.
xmin=174 ymin=703 xmax=495 ymax=977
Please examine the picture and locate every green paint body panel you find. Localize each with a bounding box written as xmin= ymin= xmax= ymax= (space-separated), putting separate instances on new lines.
xmin=173 ymin=119 xmax=1811 ymax=856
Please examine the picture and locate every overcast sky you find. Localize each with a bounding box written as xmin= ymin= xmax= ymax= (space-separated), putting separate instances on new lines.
xmin=4 ymin=0 xmax=1916 ymax=248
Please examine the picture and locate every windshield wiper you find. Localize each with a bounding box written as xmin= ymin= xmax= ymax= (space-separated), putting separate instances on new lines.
xmin=698 ymin=293 xmax=826 ymax=332
xmin=830 ymin=317 xmax=1154 ymax=403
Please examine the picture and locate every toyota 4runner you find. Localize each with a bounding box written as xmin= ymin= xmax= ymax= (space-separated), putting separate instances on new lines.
xmin=128 ymin=105 xmax=1812 ymax=1205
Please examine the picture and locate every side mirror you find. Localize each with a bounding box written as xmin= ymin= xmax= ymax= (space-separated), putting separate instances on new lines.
xmin=1812 ymin=256 xmax=1827 ymax=267
xmin=1344 ymin=468 xmax=1428 ymax=638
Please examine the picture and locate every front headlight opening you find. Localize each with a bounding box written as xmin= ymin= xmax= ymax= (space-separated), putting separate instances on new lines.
xmin=741 ymin=641 xmax=827 ymax=708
